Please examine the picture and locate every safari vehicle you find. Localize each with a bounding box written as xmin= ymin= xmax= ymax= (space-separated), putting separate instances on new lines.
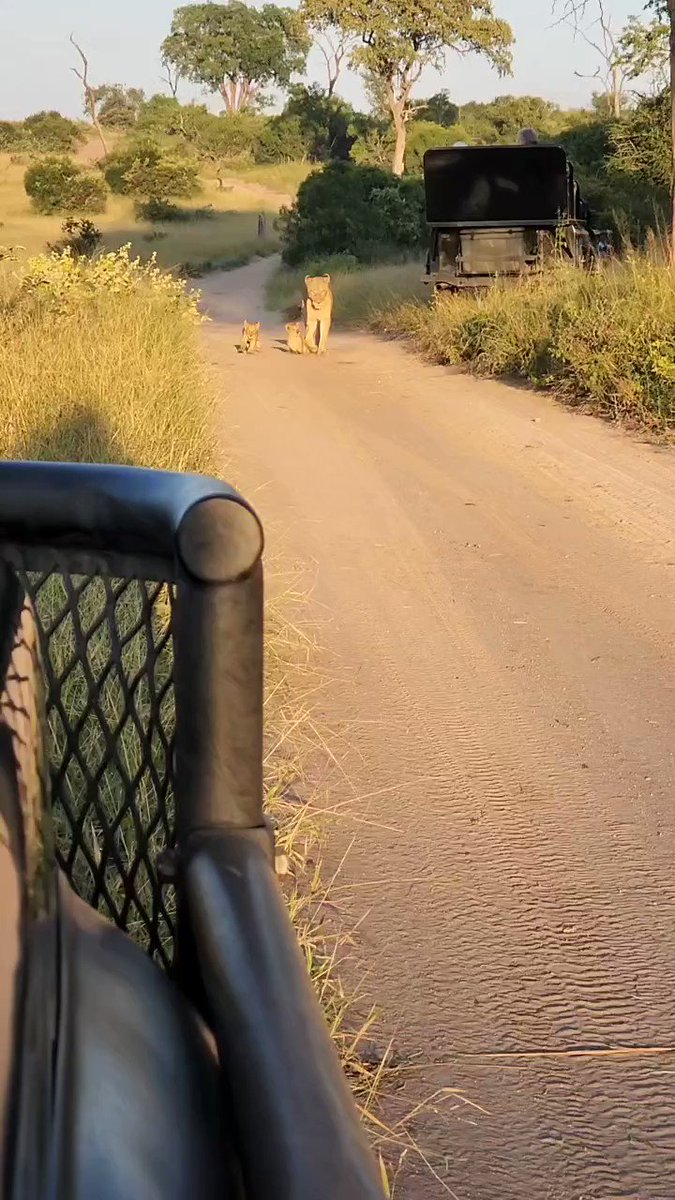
xmin=0 ymin=461 xmax=383 ymax=1200
xmin=423 ymin=144 xmax=604 ymax=292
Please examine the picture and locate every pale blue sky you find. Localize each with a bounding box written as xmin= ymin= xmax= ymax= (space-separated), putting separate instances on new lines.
xmin=0 ymin=0 xmax=646 ymax=119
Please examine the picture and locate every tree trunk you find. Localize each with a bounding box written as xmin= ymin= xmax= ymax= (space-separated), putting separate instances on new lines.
xmin=611 ymin=64 xmax=621 ymax=119
xmin=670 ymin=2 xmax=675 ymax=264
xmin=391 ymin=109 xmax=406 ymax=177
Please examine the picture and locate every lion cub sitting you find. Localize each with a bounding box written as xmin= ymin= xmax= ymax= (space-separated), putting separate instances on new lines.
xmin=286 ymin=321 xmax=308 ymax=355
xmin=240 ymin=320 xmax=261 ymax=353
xmin=304 ymin=274 xmax=333 ymax=354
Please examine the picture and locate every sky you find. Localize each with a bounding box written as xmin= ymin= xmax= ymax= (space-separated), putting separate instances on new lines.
xmin=0 ymin=0 xmax=647 ymax=120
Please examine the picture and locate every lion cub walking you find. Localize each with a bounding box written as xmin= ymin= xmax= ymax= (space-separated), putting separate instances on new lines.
xmin=304 ymin=274 xmax=333 ymax=355
xmin=240 ymin=320 xmax=261 ymax=353
xmin=286 ymin=321 xmax=309 ymax=355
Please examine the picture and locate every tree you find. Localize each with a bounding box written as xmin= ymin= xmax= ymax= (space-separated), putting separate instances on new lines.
xmin=284 ymin=83 xmax=356 ymax=159
xmin=461 ymin=94 xmax=566 ymax=142
xmin=98 ymin=85 xmax=146 ymax=129
xmin=70 ymin=36 xmax=109 ymax=157
xmin=161 ymin=2 xmax=309 ymax=112
xmin=618 ymin=11 xmax=669 ymax=88
xmin=414 ymin=90 xmax=460 ymax=126
xmin=302 ymin=9 xmax=356 ymax=95
xmin=559 ymin=1 xmax=629 ymax=118
xmin=303 ymin=0 xmax=512 ymax=175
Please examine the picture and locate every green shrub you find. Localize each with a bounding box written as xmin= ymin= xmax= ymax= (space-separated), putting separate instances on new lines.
xmin=135 ymin=198 xmax=191 ymax=222
xmin=255 ymin=115 xmax=309 ymax=164
xmin=0 ymin=121 xmax=23 ymax=151
xmin=23 ymin=110 xmax=84 ymax=153
xmin=47 ymin=219 xmax=103 ymax=258
xmin=405 ymin=120 xmax=452 ymax=174
xmin=376 ymin=255 xmax=675 ymax=433
xmin=24 ymin=157 xmax=108 ymax=215
xmin=279 ymin=162 xmax=425 ymax=265
xmin=102 ymin=140 xmax=161 ymax=195
xmin=103 ymin=140 xmax=199 ymax=201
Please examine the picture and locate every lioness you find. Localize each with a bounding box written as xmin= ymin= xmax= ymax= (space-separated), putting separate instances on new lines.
xmin=240 ymin=320 xmax=261 ymax=353
xmin=304 ymin=275 xmax=333 ymax=354
xmin=286 ymin=321 xmax=308 ymax=355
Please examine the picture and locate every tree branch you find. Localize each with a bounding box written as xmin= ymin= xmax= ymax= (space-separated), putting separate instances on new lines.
xmin=69 ymin=34 xmax=108 ymax=157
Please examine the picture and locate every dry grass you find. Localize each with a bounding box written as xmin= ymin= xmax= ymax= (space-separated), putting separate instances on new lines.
xmin=267 ymin=258 xmax=426 ymax=327
xmin=0 ymin=152 xmax=280 ymax=271
xmin=375 ymin=249 xmax=675 ymax=434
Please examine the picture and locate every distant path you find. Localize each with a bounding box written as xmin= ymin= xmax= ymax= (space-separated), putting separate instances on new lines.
xmin=202 ymin=258 xmax=675 ymax=1200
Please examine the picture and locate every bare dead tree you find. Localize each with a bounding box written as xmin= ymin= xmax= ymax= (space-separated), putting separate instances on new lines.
xmin=70 ymin=35 xmax=108 ymax=158
xmin=161 ymin=58 xmax=183 ymax=100
xmin=557 ymin=0 xmax=628 ymax=116
xmin=312 ymin=26 xmax=356 ymax=96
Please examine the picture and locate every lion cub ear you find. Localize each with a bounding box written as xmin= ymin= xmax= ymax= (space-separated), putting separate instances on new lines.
xmin=304 ymin=275 xmax=311 ymax=284
xmin=323 ymin=274 xmax=331 ymax=281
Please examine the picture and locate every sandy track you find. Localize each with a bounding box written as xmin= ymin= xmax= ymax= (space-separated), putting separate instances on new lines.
xmin=203 ymin=258 xmax=675 ymax=1199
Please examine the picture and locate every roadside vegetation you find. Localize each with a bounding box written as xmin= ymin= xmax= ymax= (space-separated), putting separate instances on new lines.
xmin=375 ymin=253 xmax=675 ymax=434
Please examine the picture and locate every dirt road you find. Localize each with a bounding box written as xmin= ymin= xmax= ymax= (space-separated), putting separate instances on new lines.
xmin=203 ymin=258 xmax=675 ymax=1199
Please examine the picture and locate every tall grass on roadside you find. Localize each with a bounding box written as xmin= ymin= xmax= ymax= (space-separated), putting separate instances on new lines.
xmin=267 ymin=257 xmax=426 ymax=327
xmin=376 ymin=252 xmax=675 ymax=433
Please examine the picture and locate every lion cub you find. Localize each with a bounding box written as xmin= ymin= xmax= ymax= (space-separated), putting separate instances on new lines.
xmin=304 ymin=274 xmax=333 ymax=354
xmin=240 ymin=320 xmax=261 ymax=353
xmin=286 ymin=321 xmax=309 ymax=355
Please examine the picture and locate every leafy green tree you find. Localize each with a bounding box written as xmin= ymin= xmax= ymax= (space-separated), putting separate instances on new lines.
xmin=256 ymin=115 xmax=310 ymax=161
xmin=284 ymin=84 xmax=356 ymax=160
xmin=162 ymin=2 xmax=309 ymax=112
xmin=610 ymin=88 xmax=671 ymax=189
xmin=414 ymin=91 xmax=459 ymax=127
xmin=137 ymin=95 xmax=184 ymax=135
xmin=303 ymin=0 xmax=512 ymax=174
xmin=460 ymin=95 xmax=566 ymax=143
xmin=618 ymin=11 xmax=669 ymax=86
xmin=404 ymin=120 xmax=452 ymax=172
xmin=98 ymin=85 xmax=146 ymax=129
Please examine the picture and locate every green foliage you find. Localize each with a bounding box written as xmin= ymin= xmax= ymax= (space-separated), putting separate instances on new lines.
xmin=137 ymin=94 xmax=184 ymax=135
xmin=24 ymin=157 xmax=108 ymax=215
xmin=304 ymin=0 xmax=512 ymax=172
xmin=279 ymin=161 xmax=424 ymax=264
xmin=103 ymin=140 xmax=163 ymax=195
xmin=378 ymin=254 xmax=675 ymax=433
xmin=135 ymin=198 xmax=192 ymax=222
xmin=284 ymin=84 xmax=356 ymax=161
xmin=23 ymin=111 xmax=84 ymax=153
xmin=405 ymin=121 xmax=452 ymax=173
xmin=618 ymin=11 xmax=669 ymax=85
xmin=610 ymin=89 xmax=671 ymax=190
xmin=103 ymin=140 xmax=199 ymax=200
xmin=47 ymin=218 xmax=103 ymax=258
xmin=459 ymin=94 xmax=570 ymax=143
xmin=415 ymin=91 xmax=459 ymax=127
xmin=350 ymin=118 xmax=394 ymax=167
xmin=98 ymin=85 xmax=146 ymax=129
xmin=178 ymin=107 xmax=267 ymax=165
xmin=162 ymin=2 xmax=309 ymax=110
xmin=256 ymin=115 xmax=309 ymax=162
xmin=0 ymin=121 xmax=23 ymax=151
